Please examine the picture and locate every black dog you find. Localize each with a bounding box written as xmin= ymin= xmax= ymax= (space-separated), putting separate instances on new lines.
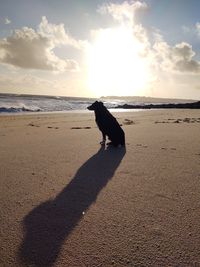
xmin=87 ymin=101 xmax=125 ymax=147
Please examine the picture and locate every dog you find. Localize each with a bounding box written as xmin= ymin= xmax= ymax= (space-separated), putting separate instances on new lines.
xmin=87 ymin=101 xmax=125 ymax=147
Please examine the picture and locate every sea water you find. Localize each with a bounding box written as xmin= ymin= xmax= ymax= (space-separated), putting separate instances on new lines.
xmin=0 ymin=94 xmax=127 ymax=114
xmin=0 ymin=93 xmax=193 ymax=114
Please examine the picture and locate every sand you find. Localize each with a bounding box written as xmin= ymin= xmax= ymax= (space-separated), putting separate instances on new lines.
xmin=0 ymin=109 xmax=200 ymax=267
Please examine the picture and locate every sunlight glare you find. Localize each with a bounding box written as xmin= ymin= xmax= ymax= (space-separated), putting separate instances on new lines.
xmin=87 ymin=26 xmax=151 ymax=97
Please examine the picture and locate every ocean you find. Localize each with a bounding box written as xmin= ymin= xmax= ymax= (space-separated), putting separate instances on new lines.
xmin=0 ymin=93 xmax=194 ymax=114
xmin=0 ymin=94 xmax=125 ymax=114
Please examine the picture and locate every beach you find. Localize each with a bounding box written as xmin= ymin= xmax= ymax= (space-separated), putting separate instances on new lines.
xmin=0 ymin=109 xmax=200 ymax=267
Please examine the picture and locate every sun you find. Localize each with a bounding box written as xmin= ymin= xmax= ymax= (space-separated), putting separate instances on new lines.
xmin=87 ymin=26 xmax=152 ymax=97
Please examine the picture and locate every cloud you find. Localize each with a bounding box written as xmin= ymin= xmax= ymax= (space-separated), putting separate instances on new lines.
xmin=0 ymin=16 xmax=80 ymax=72
xmin=38 ymin=16 xmax=82 ymax=48
xmin=95 ymin=1 xmax=151 ymax=57
xmin=98 ymin=0 xmax=147 ymax=26
xmin=97 ymin=1 xmax=200 ymax=77
xmin=4 ymin=17 xmax=11 ymax=25
xmin=182 ymin=23 xmax=200 ymax=37
xmin=153 ymin=41 xmax=200 ymax=73
xmin=195 ymin=22 xmax=200 ymax=37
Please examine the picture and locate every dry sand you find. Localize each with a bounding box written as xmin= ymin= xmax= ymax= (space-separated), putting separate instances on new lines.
xmin=0 ymin=109 xmax=200 ymax=267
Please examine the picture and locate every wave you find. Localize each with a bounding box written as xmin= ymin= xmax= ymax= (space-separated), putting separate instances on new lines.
xmin=1 ymin=93 xmax=196 ymax=114
xmin=0 ymin=106 xmax=41 ymax=113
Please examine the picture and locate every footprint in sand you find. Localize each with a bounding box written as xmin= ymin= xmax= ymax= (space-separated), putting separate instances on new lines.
xmin=71 ymin=126 xmax=91 ymax=130
xmin=156 ymin=118 xmax=200 ymax=124
xmin=28 ymin=123 xmax=40 ymax=127
xmin=123 ymin=119 xmax=135 ymax=125
xmin=161 ymin=147 xmax=177 ymax=151
xmin=173 ymin=119 xmax=182 ymax=123
xmin=136 ymin=144 xmax=148 ymax=148
xmin=47 ymin=126 xmax=59 ymax=129
xmin=71 ymin=127 xmax=81 ymax=129
xmin=155 ymin=121 xmax=169 ymax=124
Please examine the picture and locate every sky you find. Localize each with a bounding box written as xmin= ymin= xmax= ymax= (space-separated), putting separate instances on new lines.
xmin=0 ymin=0 xmax=200 ymax=99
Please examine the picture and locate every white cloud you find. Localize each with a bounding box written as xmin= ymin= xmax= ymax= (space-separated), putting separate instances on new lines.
xmin=96 ymin=1 xmax=200 ymax=80
xmin=195 ymin=22 xmax=200 ymax=37
xmin=0 ymin=16 xmax=80 ymax=72
xmin=153 ymin=41 xmax=200 ymax=73
xmin=38 ymin=16 xmax=82 ymax=48
xmin=95 ymin=2 xmax=151 ymax=59
xmin=98 ymin=1 xmax=147 ymax=26
xmin=182 ymin=23 xmax=200 ymax=37
xmin=4 ymin=17 xmax=11 ymax=25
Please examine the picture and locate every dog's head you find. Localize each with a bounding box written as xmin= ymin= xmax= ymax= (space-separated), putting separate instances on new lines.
xmin=87 ymin=101 xmax=104 ymax=111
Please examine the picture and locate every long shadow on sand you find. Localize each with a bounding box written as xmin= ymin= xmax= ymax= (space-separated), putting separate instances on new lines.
xmin=19 ymin=145 xmax=126 ymax=266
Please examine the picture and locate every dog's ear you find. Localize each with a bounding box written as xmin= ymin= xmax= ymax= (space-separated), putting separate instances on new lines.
xmin=98 ymin=101 xmax=104 ymax=106
xmin=94 ymin=101 xmax=99 ymax=104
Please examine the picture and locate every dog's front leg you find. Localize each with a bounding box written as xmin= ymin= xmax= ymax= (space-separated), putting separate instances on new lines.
xmin=100 ymin=132 xmax=106 ymax=145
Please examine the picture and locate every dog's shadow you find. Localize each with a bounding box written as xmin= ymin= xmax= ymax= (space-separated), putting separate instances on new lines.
xmin=19 ymin=145 xmax=126 ymax=267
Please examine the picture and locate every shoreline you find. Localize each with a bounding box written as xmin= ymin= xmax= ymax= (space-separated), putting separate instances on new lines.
xmin=0 ymin=108 xmax=146 ymax=117
xmin=0 ymin=100 xmax=199 ymax=117
xmin=1 ymin=104 xmax=200 ymax=117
